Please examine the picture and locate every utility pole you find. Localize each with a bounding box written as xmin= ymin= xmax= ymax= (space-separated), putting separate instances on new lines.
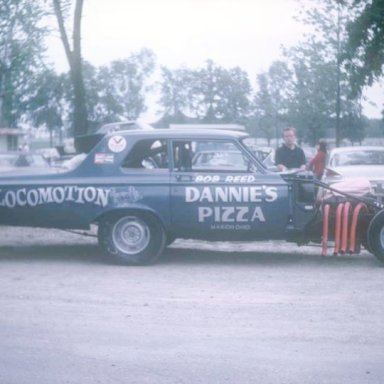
xmin=335 ymin=0 xmax=342 ymax=147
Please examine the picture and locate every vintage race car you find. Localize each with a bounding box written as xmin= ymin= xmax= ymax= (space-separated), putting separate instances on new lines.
xmin=0 ymin=128 xmax=383 ymax=265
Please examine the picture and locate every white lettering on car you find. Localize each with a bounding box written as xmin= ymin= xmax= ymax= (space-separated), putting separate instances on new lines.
xmin=0 ymin=186 xmax=111 ymax=208
xmin=221 ymin=206 xmax=235 ymax=222
xmin=185 ymin=186 xmax=278 ymax=203
xmin=195 ymin=175 xmax=220 ymax=183
xmin=194 ymin=175 xmax=257 ymax=183
xmin=197 ymin=206 xmax=266 ymax=223
xmin=187 ymin=186 xmax=276 ymax=225
xmin=250 ymin=206 xmax=266 ymax=222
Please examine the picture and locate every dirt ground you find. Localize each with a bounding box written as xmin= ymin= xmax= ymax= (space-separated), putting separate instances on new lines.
xmin=1 ymin=226 xmax=384 ymax=384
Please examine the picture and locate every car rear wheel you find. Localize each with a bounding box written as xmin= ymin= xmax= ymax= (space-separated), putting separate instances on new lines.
xmin=367 ymin=210 xmax=384 ymax=262
xmin=166 ymin=235 xmax=176 ymax=246
xmin=98 ymin=212 xmax=166 ymax=265
xmin=361 ymin=236 xmax=373 ymax=253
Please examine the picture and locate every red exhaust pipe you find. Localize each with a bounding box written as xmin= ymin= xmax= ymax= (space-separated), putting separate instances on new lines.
xmin=349 ymin=203 xmax=368 ymax=253
xmin=333 ymin=203 xmax=344 ymax=255
xmin=340 ymin=202 xmax=352 ymax=253
xmin=322 ymin=204 xmax=331 ymax=256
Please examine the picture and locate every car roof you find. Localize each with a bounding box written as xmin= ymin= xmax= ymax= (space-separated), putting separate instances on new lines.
xmin=105 ymin=128 xmax=250 ymax=140
xmin=98 ymin=120 xmax=154 ymax=134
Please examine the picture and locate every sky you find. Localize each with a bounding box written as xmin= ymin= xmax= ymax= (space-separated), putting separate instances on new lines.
xmin=47 ymin=0 xmax=383 ymax=120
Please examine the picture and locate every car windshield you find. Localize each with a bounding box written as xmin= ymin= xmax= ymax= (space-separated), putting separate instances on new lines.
xmin=330 ymin=150 xmax=384 ymax=167
xmin=241 ymin=138 xmax=264 ymax=159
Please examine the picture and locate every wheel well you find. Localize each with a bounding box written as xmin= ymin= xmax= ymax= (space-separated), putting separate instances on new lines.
xmin=95 ymin=208 xmax=165 ymax=232
xmin=96 ymin=208 xmax=168 ymax=265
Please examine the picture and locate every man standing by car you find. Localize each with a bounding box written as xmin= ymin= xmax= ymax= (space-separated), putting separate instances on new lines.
xmin=275 ymin=127 xmax=306 ymax=171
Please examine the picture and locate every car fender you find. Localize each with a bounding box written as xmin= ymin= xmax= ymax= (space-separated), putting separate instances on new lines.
xmin=93 ymin=203 xmax=168 ymax=233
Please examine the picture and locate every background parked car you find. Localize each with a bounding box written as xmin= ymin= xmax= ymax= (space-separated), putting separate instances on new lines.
xmin=302 ymin=146 xmax=316 ymax=162
xmin=262 ymin=146 xmax=315 ymax=171
xmin=192 ymin=150 xmax=248 ymax=170
xmin=35 ymin=147 xmax=61 ymax=165
xmin=321 ymin=146 xmax=384 ymax=202
xmin=0 ymin=152 xmax=50 ymax=172
xmin=251 ymin=146 xmax=274 ymax=161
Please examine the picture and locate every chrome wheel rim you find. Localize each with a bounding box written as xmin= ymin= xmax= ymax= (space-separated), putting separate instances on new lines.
xmin=112 ymin=216 xmax=150 ymax=255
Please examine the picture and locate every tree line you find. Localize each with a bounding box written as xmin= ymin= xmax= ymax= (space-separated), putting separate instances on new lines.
xmin=0 ymin=0 xmax=383 ymax=149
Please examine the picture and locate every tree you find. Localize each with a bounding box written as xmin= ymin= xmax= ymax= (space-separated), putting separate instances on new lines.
xmin=285 ymin=43 xmax=336 ymax=145
xmin=52 ymin=0 xmax=88 ymax=140
xmin=85 ymin=49 xmax=156 ymax=128
xmin=288 ymin=0 xmax=363 ymax=145
xmin=189 ymin=60 xmax=222 ymax=122
xmin=0 ymin=0 xmax=47 ymax=127
xmin=26 ymin=69 xmax=70 ymax=145
xmin=187 ymin=60 xmax=251 ymax=123
xmin=157 ymin=66 xmax=193 ymax=125
xmin=252 ymin=61 xmax=292 ymax=146
xmin=345 ymin=0 xmax=384 ymax=93
xmin=216 ymin=66 xmax=251 ymax=123
xmin=251 ymin=74 xmax=275 ymax=144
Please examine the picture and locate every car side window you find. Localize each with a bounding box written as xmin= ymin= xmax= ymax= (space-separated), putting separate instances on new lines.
xmin=172 ymin=139 xmax=253 ymax=172
xmin=122 ymin=139 xmax=169 ymax=170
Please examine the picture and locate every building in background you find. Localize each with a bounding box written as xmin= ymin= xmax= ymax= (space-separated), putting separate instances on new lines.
xmin=0 ymin=128 xmax=24 ymax=151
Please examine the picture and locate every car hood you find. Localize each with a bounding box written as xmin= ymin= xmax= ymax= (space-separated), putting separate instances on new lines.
xmin=329 ymin=165 xmax=384 ymax=181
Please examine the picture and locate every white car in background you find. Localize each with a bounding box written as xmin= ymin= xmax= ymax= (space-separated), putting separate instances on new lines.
xmin=192 ymin=150 xmax=248 ymax=171
xmin=262 ymin=146 xmax=316 ymax=171
xmin=321 ymin=146 xmax=384 ymax=202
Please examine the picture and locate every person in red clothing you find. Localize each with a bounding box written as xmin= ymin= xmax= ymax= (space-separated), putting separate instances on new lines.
xmin=308 ymin=139 xmax=327 ymax=179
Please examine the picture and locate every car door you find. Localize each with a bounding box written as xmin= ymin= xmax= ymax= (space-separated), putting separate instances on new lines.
xmin=170 ymin=138 xmax=291 ymax=241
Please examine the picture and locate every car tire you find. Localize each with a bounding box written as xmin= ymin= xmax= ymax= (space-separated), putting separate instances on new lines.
xmin=361 ymin=229 xmax=373 ymax=253
xmin=361 ymin=237 xmax=373 ymax=253
xmin=367 ymin=209 xmax=384 ymax=262
xmin=98 ymin=212 xmax=166 ymax=265
xmin=166 ymin=235 xmax=176 ymax=246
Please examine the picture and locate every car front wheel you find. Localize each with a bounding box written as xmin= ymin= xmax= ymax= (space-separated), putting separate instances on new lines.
xmin=98 ymin=212 xmax=166 ymax=265
xmin=367 ymin=209 xmax=384 ymax=263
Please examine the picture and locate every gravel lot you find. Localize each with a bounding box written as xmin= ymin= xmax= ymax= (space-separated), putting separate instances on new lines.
xmin=1 ymin=226 xmax=384 ymax=384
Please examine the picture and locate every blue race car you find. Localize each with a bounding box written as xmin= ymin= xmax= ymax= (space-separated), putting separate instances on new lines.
xmin=0 ymin=128 xmax=383 ymax=265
